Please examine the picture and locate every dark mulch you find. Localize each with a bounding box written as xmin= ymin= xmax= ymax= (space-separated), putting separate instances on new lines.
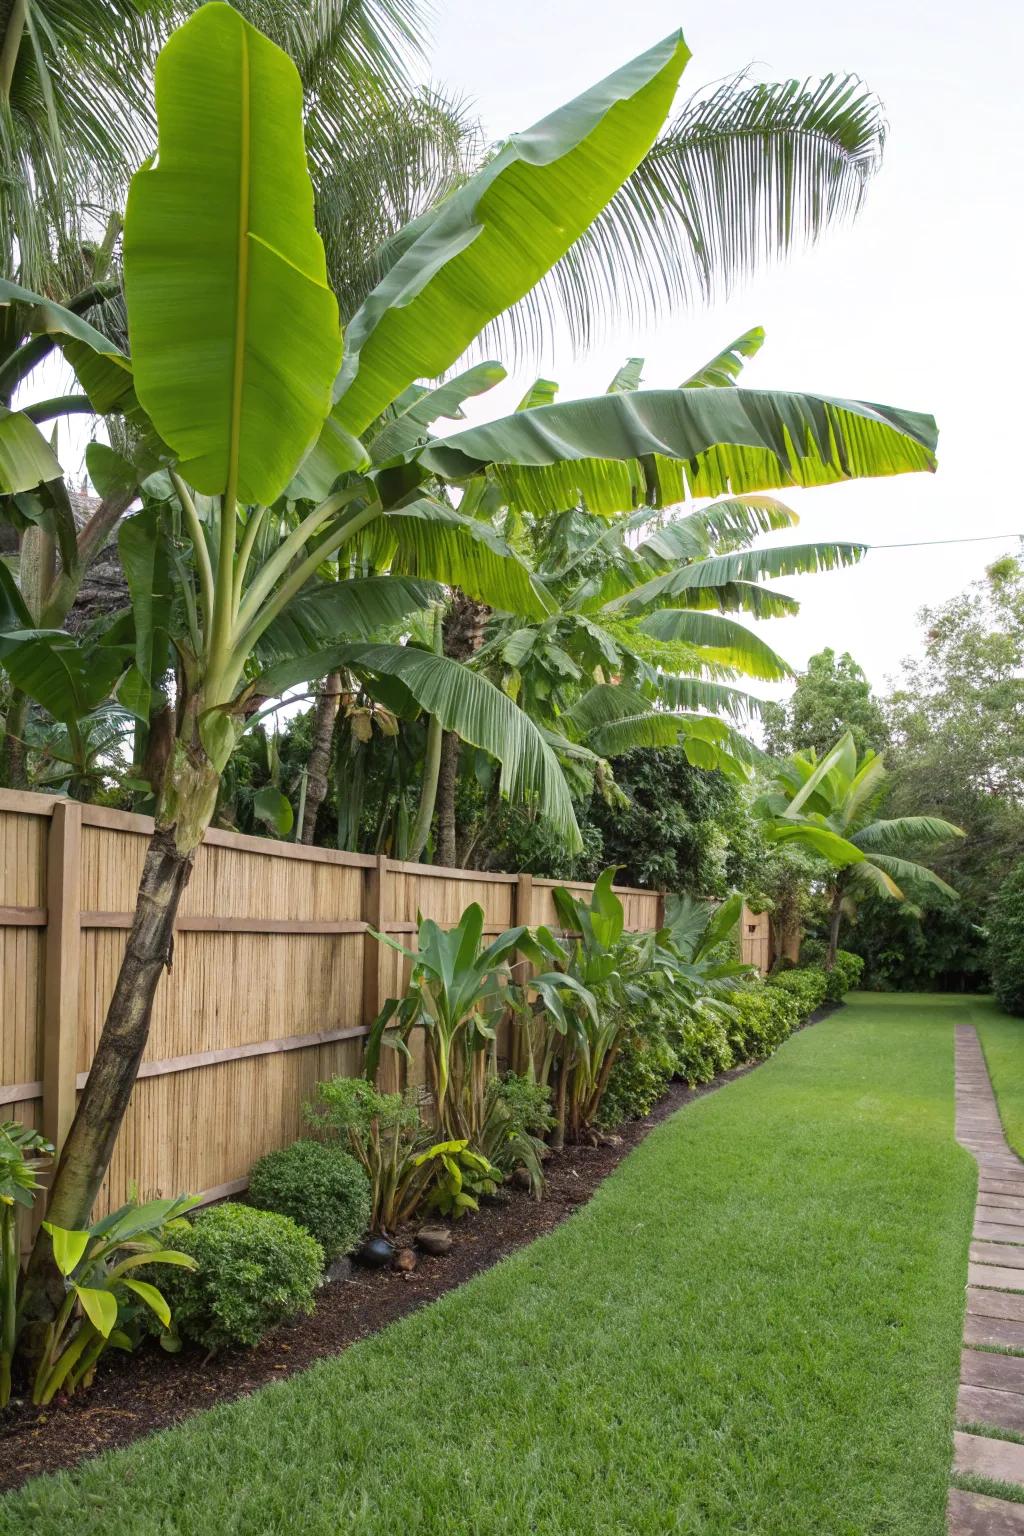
xmin=1 ymin=1019 xmax=833 ymax=1492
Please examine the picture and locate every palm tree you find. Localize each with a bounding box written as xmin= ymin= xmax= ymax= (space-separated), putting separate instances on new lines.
xmin=756 ymin=731 xmax=964 ymax=966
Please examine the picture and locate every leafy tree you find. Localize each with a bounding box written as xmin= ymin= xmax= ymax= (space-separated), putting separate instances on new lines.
xmin=988 ymin=861 xmax=1024 ymax=1017
xmin=763 ymin=647 xmax=889 ymax=758
xmin=757 ymin=731 xmax=963 ymax=966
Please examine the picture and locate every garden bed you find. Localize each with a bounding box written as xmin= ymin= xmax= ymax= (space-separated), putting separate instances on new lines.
xmin=0 ymin=1061 xmax=765 ymax=1491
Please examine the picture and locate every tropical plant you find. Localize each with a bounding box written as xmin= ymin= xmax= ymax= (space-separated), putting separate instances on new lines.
xmin=247 ymin=1139 xmax=372 ymax=1260
xmin=763 ymin=647 xmax=890 ymax=760
xmin=417 ymin=1139 xmax=501 ymax=1220
xmin=12 ymin=10 xmax=939 ymax=1345
xmin=0 ymin=1120 xmax=51 ymax=1405
xmin=157 ymin=1201 xmax=323 ymax=1352
xmin=31 ymin=1194 xmax=198 ymax=1405
xmin=476 ymin=1074 xmax=553 ymax=1199
xmin=366 ymin=903 xmax=528 ymax=1140
xmin=757 ymin=732 xmax=964 ymax=966
xmin=306 ymin=1076 xmax=439 ymax=1232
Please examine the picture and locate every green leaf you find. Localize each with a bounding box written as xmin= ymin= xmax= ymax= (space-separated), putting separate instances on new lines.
xmin=87 ymin=443 xmax=141 ymax=502
xmin=123 ymin=3 xmax=341 ymax=506
xmin=42 ymin=1222 xmax=90 ymax=1277
xmin=0 ymin=279 xmax=126 ymax=359
xmin=254 ymin=576 xmax=441 ymax=681
xmin=118 ymin=507 xmax=173 ymax=720
xmin=0 ymin=407 xmax=63 ymax=494
xmin=695 ymin=891 xmax=743 ymax=961
xmin=370 ymin=361 xmax=507 ymax=463
xmin=74 ymin=1285 xmax=119 ymax=1339
xmin=607 ymin=357 xmax=645 ymax=393
xmin=418 ymin=387 xmax=938 ymax=517
xmin=253 ymin=786 xmax=294 ymax=836
xmin=636 ymin=610 xmax=792 ymax=681
xmin=0 ymin=631 xmax=125 ymax=721
xmin=333 ymin=31 xmax=691 ymax=435
xmin=284 ymin=411 xmax=370 ymax=503
xmin=301 ymin=642 xmax=581 ymax=850
xmin=608 ymin=542 xmax=866 ymax=615
xmin=680 ymin=327 xmax=765 ymax=388
xmin=121 ymin=1278 xmax=171 ymax=1328
xmin=0 ymin=562 xmax=32 ymax=630
xmin=764 ymin=823 xmax=864 ymax=865
xmin=517 ymin=378 xmax=559 ymax=412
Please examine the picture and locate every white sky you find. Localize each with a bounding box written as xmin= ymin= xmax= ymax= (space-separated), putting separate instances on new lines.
xmin=426 ymin=0 xmax=1024 ymax=698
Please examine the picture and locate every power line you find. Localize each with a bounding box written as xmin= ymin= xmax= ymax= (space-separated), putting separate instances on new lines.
xmin=869 ymin=533 xmax=1023 ymax=551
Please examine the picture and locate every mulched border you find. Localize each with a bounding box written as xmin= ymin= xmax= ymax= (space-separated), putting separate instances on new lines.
xmin=0 ymin=1003 xmax=837 ymax=1491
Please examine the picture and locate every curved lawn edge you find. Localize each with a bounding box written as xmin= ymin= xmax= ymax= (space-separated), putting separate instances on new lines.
xmin=0 ymin=997 xmax=975 ymax=1536
xmin=971 ymin=996 xmax=1024 ymax=1161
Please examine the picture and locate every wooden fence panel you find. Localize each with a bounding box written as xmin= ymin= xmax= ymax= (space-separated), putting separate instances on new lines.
xmin=0 ymin=790 xmax=663 ymax=1217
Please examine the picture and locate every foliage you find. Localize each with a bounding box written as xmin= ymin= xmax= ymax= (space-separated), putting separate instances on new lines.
xmin=728 ymin=984 xmax=800 ymax=1059
xmin=798 ymin=943 xmax=865 ymax=1001
xmin=159 ymin=1202 xmax=323 ymax=1352
xmin=757 ymin=731 xmax=963 ymax=965
xmin=763 ymin=648 xmax=889 ymax=759
xmin=768 ymin=966 xmax=830 ymax=1016
xmin=247 ymin=1139 xmax=371 ymax=1261
xmin=33 ymin=1195 xmax=198 ymax=1404
xmin=366 ymin=904 xmax=527 ymax=1141
xmin=840 ymin=895 xmax=987 ymax=993
xmin=418 ymin=1140 xmax=501 ymax=1220
xmin=0 ymin=1121 xmax=52 ymax=1405
xmin=305 ymin=1077 xmax=434 ymax=1233
xmin=672 ymin=1010 xmax=736 ymax=1086
xmin=988 ymin=861 xmax=1024 ymax=1018
xmin=477 ymin=1074 xmax=553 ymax=1199
xmin=597 ymin=1001 xmax=678 ymax=1125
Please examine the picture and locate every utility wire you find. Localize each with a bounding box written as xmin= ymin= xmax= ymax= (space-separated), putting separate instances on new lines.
xmin=869 ymin=533 xmax=1023 ymax=550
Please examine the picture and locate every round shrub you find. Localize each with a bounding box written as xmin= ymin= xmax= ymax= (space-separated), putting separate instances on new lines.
xmin=828 ymin=949 xmax=865 ymax=1002
xmin=248 ymin=1139 xmax=371 ymax=1259
xmin=598 ymin=1010 xmax=676 ymax=1126
xmin=989 ymin=862 xmax=1024 ymax=1015
xmin=160 ymin=1202 xmax=323 ymax=1351
xmin=729 ymin=984 xmax=799 ymax=1060
xmin=673 ymin=1010 xmax=733 ymax=1086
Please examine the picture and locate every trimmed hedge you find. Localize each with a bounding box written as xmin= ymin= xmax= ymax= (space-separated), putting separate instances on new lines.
xmin=159 ymin=1202 xmax=323 ymax=1351
xmin=768 ymin=966 xmax=830 ymax=1016
xmin=729 ymin=985 xmax=800 ymax=1060
xmin=248 ymin=1139 xmax=371 ymax=1260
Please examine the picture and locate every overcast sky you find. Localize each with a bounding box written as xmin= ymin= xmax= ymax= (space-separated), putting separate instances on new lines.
xmin=425 ymin=0 xmax=1024 ymax=699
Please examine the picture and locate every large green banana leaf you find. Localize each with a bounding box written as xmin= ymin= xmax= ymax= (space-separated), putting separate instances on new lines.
xmin=123 ymin=3 xmax=341 ymax=507
xmin=636 ymin=609 xmax=792 ymax=680
xmin=0 ymin=279 xmax=126 ymax=361
xmin=0 ymin=407 xmax=63 ymax=493
xmin=254 ymin=576 xmax=442 ymax=666
xmin=332 ymin=31 xmax=690 ymax=436
xmin=252 ymin=640 xmax=580 ymax=849
xmin=607 ymin=542 xmax=867 ymax=613
xmin=417 ymin=388 xmax=938 ymax=515
xmin=680 ymin=327 xmax=765 ymax=388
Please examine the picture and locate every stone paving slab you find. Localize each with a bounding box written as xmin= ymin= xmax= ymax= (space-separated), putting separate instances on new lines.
xmin=949 ymin=1489 xmax=1024 ymax=1534
xmin=971 ymin=1266 xmax=1024 ymax=1292
xmin=955 ymin=1431 xmax=1024 ymax=1484
xmin=968 ymin=1290 xmax=1024 ymax=1324
xmin=963 ymin=1352 xmax=1024 ymax=1393
xmin=974 ymin=1245 xmax=1024 ymax=1270
xmin=977 ymin=1225 xmax=1024 ymax=1246
xmin=959 ymin=1384 xmax=1024 ymax=1434
xmin=964 ymin=1315 xmax=1024 ymax=1351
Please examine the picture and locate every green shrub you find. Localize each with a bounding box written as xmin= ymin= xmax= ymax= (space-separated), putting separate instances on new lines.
xmin=598 ymin=1008 xmax=677 ymax=1126
xmin=248 ymin=1139 xmax=371 ymax=1260
xmin=672 ymin=1010 xmax=734 ymax=1086
xmin=989 ymin=862 xmax=1024 ymax=1016
xmin=768 ymin=965 xmax=829 ymax=1018
xmin=729 ymin=984 xmax=799 ymax=1060
xmin=828 ymin=950 xmax=865 ymax=1001
xmin=159 ymin=1203 xmax=323 ymax=1351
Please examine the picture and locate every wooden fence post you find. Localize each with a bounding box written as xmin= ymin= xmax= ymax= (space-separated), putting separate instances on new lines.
xmin=42 ymin=800 xmax=82 ymax=1157
xmin=363 ymin=854 xmax=402 ymax=1092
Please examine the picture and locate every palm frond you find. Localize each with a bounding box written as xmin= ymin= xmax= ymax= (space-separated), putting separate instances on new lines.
xmin=864 ymin=851 xmax=959 ymax=901
xmin=475 ymin=72 xmax=886 ymax=361
xmin=852 ymin=816 xmax=964 ymax=854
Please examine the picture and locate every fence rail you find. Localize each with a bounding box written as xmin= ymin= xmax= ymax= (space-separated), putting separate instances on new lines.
xmin=0 ymin=789 xmax=670 ymax=1220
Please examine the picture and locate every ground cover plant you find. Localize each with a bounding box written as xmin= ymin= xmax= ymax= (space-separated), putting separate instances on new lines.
xmin=0 ymin=997 xmax=973 ymax=1536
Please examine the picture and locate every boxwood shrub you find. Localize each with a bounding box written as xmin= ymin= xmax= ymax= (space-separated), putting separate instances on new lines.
xmin=159 ymin=1202 xmax=323 ymax=1351
xmin=248 ymin=1139 xmax=371 ymax=1260
xmin=729 ymin=984 xmax=800 ymax=1060
xmin=768 ymin=965 xmax=829 ymax=1017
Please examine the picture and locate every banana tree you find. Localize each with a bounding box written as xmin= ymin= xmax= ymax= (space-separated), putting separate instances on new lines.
xmin=14 ymin=7 xmax=939 ymax=1341
xmin=756 ymin=731 xmax=965 ymax=965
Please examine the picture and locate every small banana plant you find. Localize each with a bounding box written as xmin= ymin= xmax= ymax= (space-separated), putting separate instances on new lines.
xmin=0 ymin=1121 xmax=53 ymax=1406
xmin=32 ymin=1194 xmax=199 ymax=1405
xmin=415 ymin=1140 xmax=501 ymax=1219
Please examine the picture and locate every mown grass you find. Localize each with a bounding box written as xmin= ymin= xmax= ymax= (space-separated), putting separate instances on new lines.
xmin=973 ymin=996 xmax=1024 ymax=1158
xmin=0 ymin=995 xmax=974 ymax=1536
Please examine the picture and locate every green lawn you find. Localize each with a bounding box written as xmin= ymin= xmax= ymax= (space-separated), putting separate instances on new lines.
xmin=0 ymin=996 xmax=975 ymax=1536
xmin=972 ymin=996 xmax=1024 ymax=1158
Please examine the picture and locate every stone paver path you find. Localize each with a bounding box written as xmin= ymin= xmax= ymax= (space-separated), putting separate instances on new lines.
xmin=950 ymin=1026 xmax=1024 ymax=1534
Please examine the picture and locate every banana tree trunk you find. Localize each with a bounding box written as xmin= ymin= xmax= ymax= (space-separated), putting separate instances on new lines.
xmin=0 ymin=688 xmax=28 ymax=788
xmin=436 ymin=730 xmax=460 ymax=868
xmin=301 ymin=673 xmax=341 ymax=844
